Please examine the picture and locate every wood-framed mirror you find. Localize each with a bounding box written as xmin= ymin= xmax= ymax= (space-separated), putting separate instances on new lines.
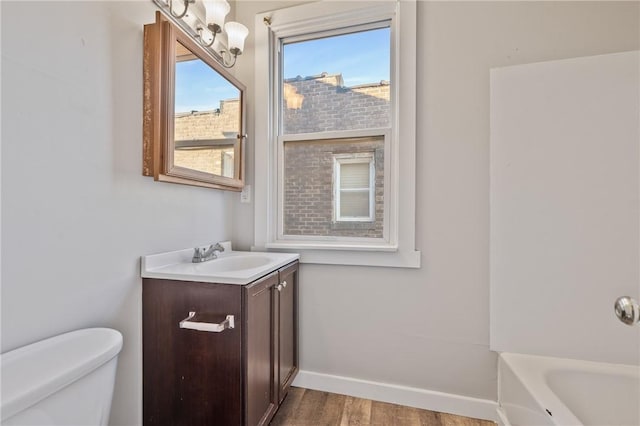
xmin=143 ymin=12 xmax=246 ymax=191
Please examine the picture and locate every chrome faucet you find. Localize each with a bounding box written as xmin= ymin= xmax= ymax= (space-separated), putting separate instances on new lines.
xmin=192 ymin=243 xmax=225 ymax=263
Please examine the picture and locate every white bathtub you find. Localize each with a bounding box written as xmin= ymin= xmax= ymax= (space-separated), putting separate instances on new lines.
xmin=497 ymin=352 xmax=639 ymax=426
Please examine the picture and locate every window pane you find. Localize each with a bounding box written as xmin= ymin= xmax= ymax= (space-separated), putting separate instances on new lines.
xmin=340 ymin=191 xmax=370 ymax=218
xmin=282 ymin=26 xmax=390 ymax=134
xmin=174 ymin=145 xmax=235 ymax=177
xmin=174 ymin=41 xmax=240 ymax=178
xmin=173 ymin=101 xmax=239 ymax=177
xmin=283 ymin=136 xmax=384 ymax=238
xmin=340 ymin=162 xmax=370 ymax=189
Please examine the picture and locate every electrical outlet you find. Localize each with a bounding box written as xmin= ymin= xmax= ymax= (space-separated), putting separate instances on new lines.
xmin=240 ymin=184 xmax=251 ymax=203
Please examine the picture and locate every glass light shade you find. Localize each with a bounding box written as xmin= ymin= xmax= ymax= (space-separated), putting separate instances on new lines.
xmin=203 ymin=0 xmax=230 ymax=28
xmin=224 ymin=21 xmax=249 ymax=53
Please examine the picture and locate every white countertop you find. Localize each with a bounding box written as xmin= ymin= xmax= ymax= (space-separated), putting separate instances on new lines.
xmin=141 ymin=245 xmax=299 ymax=285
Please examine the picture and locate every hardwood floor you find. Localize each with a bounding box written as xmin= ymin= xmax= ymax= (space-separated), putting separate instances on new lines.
xmin=270 ymin=387 xmax=495 ymax=426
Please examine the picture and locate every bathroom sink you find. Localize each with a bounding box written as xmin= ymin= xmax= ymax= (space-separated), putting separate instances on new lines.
xmin=194 ymin=255 xmax=273 ymax=273
xmin=141 ymin=246 xmax=299 ymax=285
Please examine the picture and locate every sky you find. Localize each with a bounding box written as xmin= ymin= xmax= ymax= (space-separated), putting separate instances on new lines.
xmin=175 ymin=60 xmax=239 ymax=113
xmin=283 ymin=27 xmax=390 ymax=86
xmin=174 ymin=26 xmax=390 ymax=113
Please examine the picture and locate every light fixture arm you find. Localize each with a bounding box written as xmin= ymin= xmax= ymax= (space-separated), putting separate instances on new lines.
xmin=197 ymin=24 xmax=221 ymax=48
xmin=219 ymin=48 xmax=241 ymax=68
xmin=168 ymin=0 xmax=195 ymax=19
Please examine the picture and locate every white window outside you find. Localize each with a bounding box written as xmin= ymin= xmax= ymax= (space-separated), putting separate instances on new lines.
xmin=254 ymin=1 xmax=420 ymax=268
xmin=334 ymin=153 xmax=375 ymax=222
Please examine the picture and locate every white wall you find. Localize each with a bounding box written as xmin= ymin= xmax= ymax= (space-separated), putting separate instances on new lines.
xmin=1 ymin=2 xmax=237 ymax=425
xmin=2 ymin=1 xmax=638 ymax=425
xmin=490 ymin=51 xmax=640 ymax=365
xmin=232 ymin=0 xmax=640 ymax=406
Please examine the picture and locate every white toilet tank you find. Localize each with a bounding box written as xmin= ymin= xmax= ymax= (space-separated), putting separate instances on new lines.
xmin=1 ymin=328 xmax=123 ymax=425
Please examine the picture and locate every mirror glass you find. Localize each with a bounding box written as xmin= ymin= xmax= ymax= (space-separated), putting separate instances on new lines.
xmin=173 ymin=41 xmax=241 ymax=179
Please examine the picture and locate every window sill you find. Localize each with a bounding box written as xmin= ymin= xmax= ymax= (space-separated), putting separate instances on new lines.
xmin=330 ymin=221 xmax=378 ymax=232
xmin=254 ymin=243 xmax=421 ymax=268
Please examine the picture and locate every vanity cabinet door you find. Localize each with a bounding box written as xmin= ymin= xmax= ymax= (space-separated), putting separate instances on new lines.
xmin=277 ymin=262 xmax=299 ymax=403
xmin=244 ymin=271 xmax=279 ymax=426
xmin=142 ymin=279 xmax=243 ymax=426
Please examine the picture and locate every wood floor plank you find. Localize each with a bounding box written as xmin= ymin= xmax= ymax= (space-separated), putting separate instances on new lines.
xmin=339 ymin=396 xmax=372 ymax=426
xmin=270 ymin=387 xmax=306 ymax=426
xmin=288 ymin=388 xmax=325 ymax=425
xmin=282 ymin=388 xmax=346 ymax=426
xmin=406 ymin=406 xmax=441 ymax=426
xmin=318 ymin=392 xmax=348 ymax=426
xmin=270 ymin=388 xmax=494 ymax=426
xmin=439 ymin=412 xmax=495 ymax=426
xmin=370 ymin=400 xmax=400 ymax=425
xmin=370 ymin=400 xmax=440 ymax=426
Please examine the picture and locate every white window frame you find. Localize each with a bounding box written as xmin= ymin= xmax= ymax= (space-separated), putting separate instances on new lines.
xmin=334 ymin=153 xmax=375 ymax=223
xmin=253 ymin=0 xmax=420 ymax=268
xmin=222 ymin=150 xmax=234 ymax=178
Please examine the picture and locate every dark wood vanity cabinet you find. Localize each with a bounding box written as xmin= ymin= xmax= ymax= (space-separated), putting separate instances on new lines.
xmin=143 ymin=261 xmax=298 ymax=426
xmin=276 ymin=263 xmax=298 ymax=403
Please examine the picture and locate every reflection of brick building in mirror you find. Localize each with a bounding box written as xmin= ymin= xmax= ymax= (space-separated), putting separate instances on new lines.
xmin=174 ymin=98 xmax=239 ymax=178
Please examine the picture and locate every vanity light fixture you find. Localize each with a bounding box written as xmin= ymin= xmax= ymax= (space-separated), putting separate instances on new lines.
xmin=167 ymin=0 xmax=195 ymax=19
xmin=196 ymin=0 xmax=249 ymax=68
xmin=199 ymin=0 xmax=230 ymax=44
xmin=153 ymin=0 xmax=249 ymax=69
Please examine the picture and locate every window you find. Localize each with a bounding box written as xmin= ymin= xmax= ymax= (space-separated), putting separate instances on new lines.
xmin=254 ymin=1 xmax=420 ymax=267
xmin=281 ymin=26 xmax=391 ymax=136
xmin=334 ymin=153 xmax=375 ymax=223
xmin=279 ymin=24 xmax=390 ymax=242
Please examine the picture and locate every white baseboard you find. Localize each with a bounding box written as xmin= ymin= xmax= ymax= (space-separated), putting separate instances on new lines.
xmin=496 ymin=407 xmax=511 ymax=426
xmin=292 ymin=370 xmax=498 ymax=422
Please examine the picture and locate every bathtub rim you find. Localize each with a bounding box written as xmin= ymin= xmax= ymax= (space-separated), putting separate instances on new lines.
xmin=497 ymin=351 xmax=640 ymax=426
xmin=499 ymin=352 xmax=581 ymax=425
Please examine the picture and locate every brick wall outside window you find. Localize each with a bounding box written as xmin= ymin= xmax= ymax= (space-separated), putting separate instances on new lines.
xmin=283 ymin=73 xmax=390 ymax=134
xmin=282 ymin=73 xmax=390 ymax=238
xmin=284 ymin=138 xmax=384 ymax=237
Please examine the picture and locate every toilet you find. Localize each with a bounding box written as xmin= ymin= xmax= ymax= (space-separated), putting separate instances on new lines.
xmin=1 ymin=328 xmax=123 ymax=425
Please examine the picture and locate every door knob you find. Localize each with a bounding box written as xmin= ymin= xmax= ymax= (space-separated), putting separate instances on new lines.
xmin=614 ymin=297 xmax=640 ymax=326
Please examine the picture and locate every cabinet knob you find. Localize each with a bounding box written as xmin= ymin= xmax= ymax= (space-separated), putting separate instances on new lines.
xmin=281 ymin=281 xmax=287 ymax=288
xmin=276 ymin=284 xmax=283 ymax=292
